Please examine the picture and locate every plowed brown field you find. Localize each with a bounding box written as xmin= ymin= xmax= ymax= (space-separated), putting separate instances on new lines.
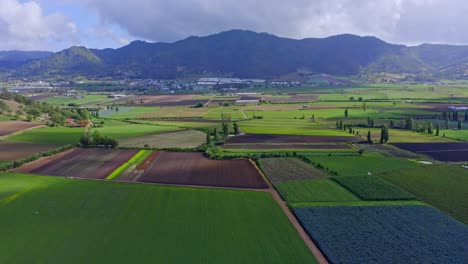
xmin=20 ymin=148 xmax=138 ymax=179
xmin=0 ymin=121 xmax=42 ymax=136
xmin=139 ymin=152 xmax=267 ymax=189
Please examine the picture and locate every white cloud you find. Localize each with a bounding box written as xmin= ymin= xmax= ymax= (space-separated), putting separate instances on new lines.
xmin=77 ymin=0 xmax=468 ymax=45
xmin=0 ymin=0 xmax=78 ymax=50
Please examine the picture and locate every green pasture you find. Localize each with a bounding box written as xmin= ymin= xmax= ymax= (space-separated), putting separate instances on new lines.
xmin=41 ymin=94 xmax=113 ymax=106
xmin=100 ymin=107 xmax=159 ymax=119
xmin=290 ymin=200 xmax=427 ymax=208
xmin=381 ymin=164 xmax=468 ymax=224
xmin=6 ymin=126 xmax=84 ymax=145
xmin=91 ymin=120 xmax=181 ymax=139
xmin=440 ymin=129 xmax=468 ymax=141
xmin=0 ymin=173 xmax=316 ymax=264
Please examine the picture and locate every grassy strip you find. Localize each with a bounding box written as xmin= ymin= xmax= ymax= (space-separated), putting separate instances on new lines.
xmin=290 ymin=200 xmax=427 ymax=208
xmin=105 ymin=150 xmax=152 ymax=180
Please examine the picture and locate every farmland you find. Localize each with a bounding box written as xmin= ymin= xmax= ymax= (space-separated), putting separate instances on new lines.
xmin=226 ymin=134 xmax=359 ymax=144
xmin=381 ymin=164 xmax=468 ymax=223
xmin=259 ymin=158 xmax=328 ymax=183
xmin=293 ymin=206 xmax=468 ymax=264
xmin=119 ymin=130 xmax=206 ymax=149
xmin=0 ymin=173 xmax=316 ymax=263
xmin=139 ymin=152 xmax=267 ymax=189
xmin=5 ymin=126 xmax=84 ymax=144
xmin=0 ymin=141 xmax=60 ymax=161
xmin=2 ymin=83 xmax=468 ymax=263
xmin=305 ymin=154 xmax=419 ymax=176
xmin=331 ymin=175 xmax=416 ymax=201
xmin=0 ymin=121 xmax=43 ymax=136
xmin=391 ymin=142 xmax=468 ymax=162
xmin=16 ymin=148 xmax=138 ymax=179
xmin=275 ymin=179 xmax=360 ymax=203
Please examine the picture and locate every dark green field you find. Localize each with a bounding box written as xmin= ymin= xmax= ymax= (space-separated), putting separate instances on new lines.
xmin=381 ymin=165 xmax=468 ymax=224
xmin=0 ymin=173 xmax=316 ymax=264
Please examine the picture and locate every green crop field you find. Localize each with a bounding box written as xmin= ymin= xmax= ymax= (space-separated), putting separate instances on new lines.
xmin=275 ymin=179 xmax=360 ymax=203
xmin=305 ymin=154 xmax=419 ymax=177
xmin=0 ymin=173 xmax=317 ymax=264
xmin=106 ymin=150 xmax=151 ymax=180
xmin=332 ymin=175 xmax=416 ymax=201
xmin=100 ymin=107 xmax=159 ymax=119
xmin=6 ymin=126 xmax=84 ymax=144
xmin=380 ymin=165 xmax=468 ymax=224
xmin=41 ymin=95 xmax=113 ymax=106
xmin=440 ymin=129 xmax=468 ymax=141
xmin=91 ymin=120 xmax=181 ymax=139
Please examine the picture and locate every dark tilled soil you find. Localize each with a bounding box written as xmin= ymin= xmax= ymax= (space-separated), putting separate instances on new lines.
xmin=0 ymin=141 xmax=60 ymax=161
xmin=0 ymin=121 xmax=42 ymax=136
xmin=226 ymin=134 xmax=361 ymax=144
xmin=26 ymin=148 xmax=138 ymax=179
xmin=391 ymin=142 xmax=468 ymax=162
xmin=139 ymin=152 xmax=267 ymax=189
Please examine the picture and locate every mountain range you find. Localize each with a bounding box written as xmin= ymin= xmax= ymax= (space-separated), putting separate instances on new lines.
xmin=1 ymin=30 xmax=468 ymax=80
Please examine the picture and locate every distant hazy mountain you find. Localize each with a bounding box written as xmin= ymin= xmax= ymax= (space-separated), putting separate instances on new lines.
xmin=0 ymin=51 xmax=53 ymax=69
xmin=5 ymin=30 xmax=468 ymax=79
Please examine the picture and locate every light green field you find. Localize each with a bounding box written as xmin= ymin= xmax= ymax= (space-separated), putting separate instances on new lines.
xmin=6 ymin=126 xmax=84 ymax=144
xmin=41 ymin=95 xmax=113 ymax=106
xmin=238 ymin=119 xmax=351 ymax=136
xmin=440 ymin=129 xmax=468 ymax=141
xmin=381 ymin=164 xmax=468 ymax=224
xmin=351 ymin=128 xmax=455 ymax=143
xmin=0 ymin=173 xmax=317 ymax=264
xmin=275 ymin=179 xmax=360 ymax=203
xmin=290 ymin=200 xmax=427 ymax=208
xmin=91 ymin=120 xmax=181 ymax=139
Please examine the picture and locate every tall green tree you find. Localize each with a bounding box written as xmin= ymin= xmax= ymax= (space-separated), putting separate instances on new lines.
xmin=367 ymin=130 xmax=372 ymax=144
xmin=344 ymin=108 xmax=349 ymax=118
xmin=380 ymin=125 xmax=389 ymax=143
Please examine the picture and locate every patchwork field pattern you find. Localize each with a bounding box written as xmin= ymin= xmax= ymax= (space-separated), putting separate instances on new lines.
xmin=18 ymin=148 xmax=138 ymax=179
xmin=332 ymin=175 xmax=416 ymax=201
xmin=0 ymin=173 xmax=317 ymax=264
xmin=139 ymin=152 xmax=267 ymax=189
xmin=0 ymin=121 xmax=42 ymax=136
xmin=259 ymin=158 xmax=328 ymax=183
xmin=275 ymin=179 xmax=359 ymax=203
xmin=391 ymin=142 xmax=468 ymax=162
xmin=0 ymin=141 xmax=60 ymax=161
xmin=293 ymin=205 xmax=468 ymax=264
xmin=381 ymin=164 xmax=468 ymax=224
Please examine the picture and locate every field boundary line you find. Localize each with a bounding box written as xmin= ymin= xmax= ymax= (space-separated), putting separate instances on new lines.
xmin=250 ymin=160 xmax=329 ymax=264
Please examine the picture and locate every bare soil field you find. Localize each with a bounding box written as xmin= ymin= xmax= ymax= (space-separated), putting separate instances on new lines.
xmin=222 ymin=143 xmax=351 ymax=150
xmin=391 ymin=142 xmax=468 ymax=162
xmin=139 ymin=152 xmax=267 ymax=189
xmin=0 ymin=141 xmax=60 ymax=161
xmin=119 ymin=130 xmax=206 ymax=149
xmin=13 ymin=148 xmax=76 ymax=172
xmin=21 ymin=148 xmax=138 ymax=179
xmin=356 ymin=144 xmax=422 ymax=159
xmin=226 ymin=134 xmax=361 ymax=144
xmin=0 ymin=121 xmax=43 ymax=136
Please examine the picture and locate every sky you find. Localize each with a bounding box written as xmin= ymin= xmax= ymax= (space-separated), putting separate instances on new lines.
xmin=1 ymin=0 xmax=467 ymax=51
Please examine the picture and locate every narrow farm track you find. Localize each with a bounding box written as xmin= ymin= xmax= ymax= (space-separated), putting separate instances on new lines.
xmin=250 ymin=160 xmax=329 ymax=264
